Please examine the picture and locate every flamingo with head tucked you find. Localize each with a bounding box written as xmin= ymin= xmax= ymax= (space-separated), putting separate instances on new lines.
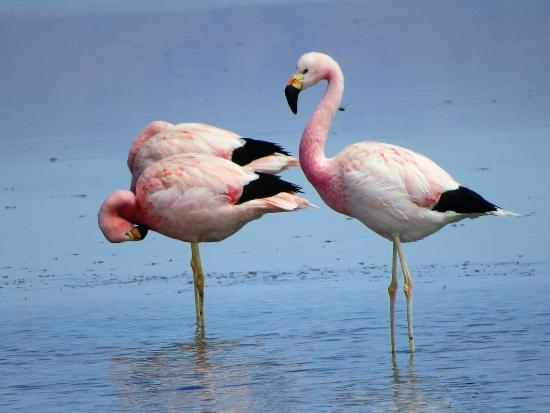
xmin=285 ymin=52 xmax=518 ymax=353
xmin=99 ymin=153 xmax=312 ymax=326
xmin=115 ymin=120 xmax=300 ymax=326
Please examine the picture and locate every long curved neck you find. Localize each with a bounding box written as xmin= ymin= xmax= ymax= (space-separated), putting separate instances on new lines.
xmin=299 ymin=65 xmax=344 ymax=187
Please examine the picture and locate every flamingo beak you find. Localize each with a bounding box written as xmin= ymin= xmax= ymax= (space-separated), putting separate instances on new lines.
xmin=127 ymin=224 xmax=149 ymax=241
xmin=285 ymin=73 xmax=303 ymax=114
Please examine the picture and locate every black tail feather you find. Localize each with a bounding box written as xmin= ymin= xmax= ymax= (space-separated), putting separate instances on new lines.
xmin=231 ymin=138 xmax=291 ymax=166
xmin=432 ymin=186 xmax=498 ymax=214
xmin=236 ymin=173 xmax=302 ymax=204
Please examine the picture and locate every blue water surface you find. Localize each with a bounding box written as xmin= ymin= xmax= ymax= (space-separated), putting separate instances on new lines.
xmin=1 ymin=1 xmax=549 ymax=411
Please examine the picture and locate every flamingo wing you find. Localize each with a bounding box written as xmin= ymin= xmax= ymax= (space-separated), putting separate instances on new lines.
xmin=137 ymin=154 xmax=256 ymax=212
xmin=339 ymin=141 xmax=459 ymax=211
xmin=136 ymin=153 xmax=310 ymax=242
xmin=130 ymin=122 xmax=298 ymax=192
xmin=134 ymin=124 xmax=244 ymax=171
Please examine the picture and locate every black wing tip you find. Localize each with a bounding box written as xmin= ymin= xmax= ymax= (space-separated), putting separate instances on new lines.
xmin=236 ymin=173 xmax=302 ymax=205
xmin=231 ymin=138 xmax=292 ymax=165
xmin=432 ymin=186 xmax=499 ymax=214
xmin=243 ymin=138 xmax=291 ymax=157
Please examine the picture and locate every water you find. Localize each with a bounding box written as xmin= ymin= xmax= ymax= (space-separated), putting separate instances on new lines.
xmin=3 ymin=263 xmax=549 ymax=412
xmin=1 ymin=0 xmax=550 ymax=411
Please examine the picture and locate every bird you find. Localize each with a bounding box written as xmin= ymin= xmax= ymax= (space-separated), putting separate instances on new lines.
xmin=127 ymin=121 xmax=299 ymax=192
xmin=99 ymin=153 xmax=312 ymax=327
xmin=122 ymin=120 xmax=300 ymax=326
xmin=284 ymin=52 xmax=518 ymax=354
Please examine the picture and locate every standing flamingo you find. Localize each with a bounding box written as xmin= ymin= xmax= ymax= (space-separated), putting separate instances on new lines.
xmin=284 ymin=52 xmax=517 ymax=353
xmin=127 ymin=121 xmax=299 ymax=191
xmin=123 ymin=120 xmax=300 ymax=326
xmin=99 ymin=153 xmax=312 ymax=326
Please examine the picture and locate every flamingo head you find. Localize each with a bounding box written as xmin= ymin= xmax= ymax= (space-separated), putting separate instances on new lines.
xmin=98 ymin=190 xmax=149 ymax=243
xmin=285 ymin=52 xmax=337 ymax=114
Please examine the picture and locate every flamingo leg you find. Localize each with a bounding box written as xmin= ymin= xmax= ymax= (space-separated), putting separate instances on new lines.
xmin=394 ymin=235 xmax=415 ymax=354
xmin=189 ymin=244 xmax=200 ymax=321
xmin=388 ymin=239 xmax=398 ymax=354
xmin=190 ymin=242 xmax=205 ymax=328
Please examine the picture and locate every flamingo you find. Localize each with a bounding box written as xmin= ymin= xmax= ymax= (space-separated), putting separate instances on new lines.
xmin=127 ymin=121 xmax=299 ymax=191
xmin=122 ymin=120 xmax=300 ymax=326
xmin=284 ymin=52 xmax=518 ymax=353
xmin=98 ymin=153 xmax=312 ymax=326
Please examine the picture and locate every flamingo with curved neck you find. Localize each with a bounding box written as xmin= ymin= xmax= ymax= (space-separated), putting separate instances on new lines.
xmin=98 ymin=189 xmax=148 ymax=243
xmin=99 ymin=153 xmax=311 ymax=326
xmin=105 ymin=116 xmax=301 ymax=327
xmin=285 ymin=52 xmax=518 ymax=354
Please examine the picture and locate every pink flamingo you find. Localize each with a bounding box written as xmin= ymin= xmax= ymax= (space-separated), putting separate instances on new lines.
xmin=110 ymin=119 xmax=300 ymax=327
xmin=127 ymin=121 xmax=299 ymax=191
xmin=99 ymin=153 xmax=312 ymax=326
xmin=285 ymin=52 xmax=518 ymax=353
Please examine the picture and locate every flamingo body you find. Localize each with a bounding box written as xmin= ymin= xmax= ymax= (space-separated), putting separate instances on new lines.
xmin=128 ymin=122 xmax=298 ymax=191
xmin=100 ymin=153 xmax=310 ymax=244
xmin=324 ymin=141 xmax=490 ymax=242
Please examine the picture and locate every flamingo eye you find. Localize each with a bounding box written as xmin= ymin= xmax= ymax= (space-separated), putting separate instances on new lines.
xmin=302 ymin=69 xmax=308 ymax=74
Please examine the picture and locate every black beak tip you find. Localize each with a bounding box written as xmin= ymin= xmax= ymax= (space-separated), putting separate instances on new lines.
xmin=284 ymin=85 xmax=300 ymax=115
xmin=137 ymin=224 xmax=149 ymax=239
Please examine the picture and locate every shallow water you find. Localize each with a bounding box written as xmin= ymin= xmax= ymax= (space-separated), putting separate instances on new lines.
xmin=2 ymin=262 xmax=550 ymax=412
xmin=1 ymin=0 xmax=550 ymax=411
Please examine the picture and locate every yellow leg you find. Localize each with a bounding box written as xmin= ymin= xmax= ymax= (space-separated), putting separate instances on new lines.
xmin=394 ymin=235 xmax=415 ymax=354
xmin=190 ymin=242 xmax=205 ymax=328
xmin=388 ymin=240 xmax=398 ymax=354
xmin=190 ymin=247 xmax=204 ymax=323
